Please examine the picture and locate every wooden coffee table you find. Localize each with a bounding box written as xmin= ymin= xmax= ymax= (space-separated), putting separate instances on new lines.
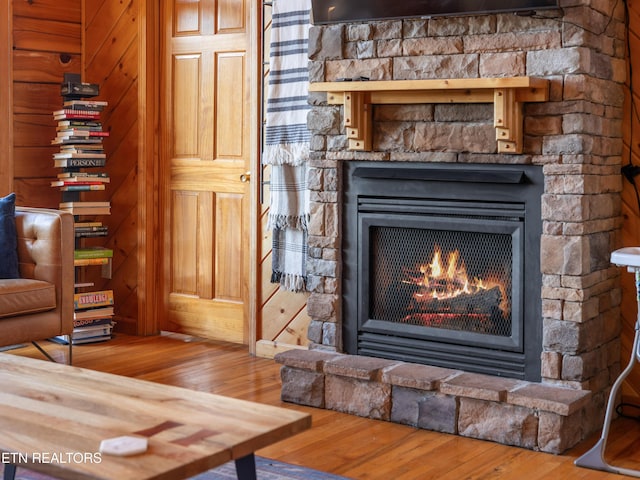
xmin=0 ymin=353 xmax=311 ymax=480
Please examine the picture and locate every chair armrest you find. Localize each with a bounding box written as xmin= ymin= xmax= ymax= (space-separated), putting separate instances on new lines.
xmin=14 ymin=207 xmax=75 ymax=331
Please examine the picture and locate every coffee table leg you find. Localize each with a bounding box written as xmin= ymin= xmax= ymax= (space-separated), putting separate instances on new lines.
xmin=3 ymin=464 xmax=16 ymax=480
xmin=234 ymin=453 xmax=257 ymax=480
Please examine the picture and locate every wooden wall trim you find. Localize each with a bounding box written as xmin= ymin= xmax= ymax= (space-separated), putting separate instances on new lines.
xmin=248 ymin=2 xmax=261 ymax=354
xmin=137 ymin=0 xmax=161 ymax=335
xmin=0 ymin=0 xmax=12 ymax=195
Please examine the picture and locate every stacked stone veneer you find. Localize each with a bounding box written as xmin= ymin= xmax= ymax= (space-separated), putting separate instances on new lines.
xmin=276 ymin=349 xmax=591 ymax=453
xmin=283 ymin=1 xmax=629 ymax=452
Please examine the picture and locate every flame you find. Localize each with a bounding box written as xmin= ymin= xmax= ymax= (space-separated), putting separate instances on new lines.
xmin=420 ymin=245 xmax=471 ymax=299
xmin=404 ymin=244 xmax=509 ymax=316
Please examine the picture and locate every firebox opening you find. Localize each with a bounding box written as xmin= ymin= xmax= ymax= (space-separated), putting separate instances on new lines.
xmin=343 ymin=162 xmax=544 ymax=381
xmin=371 ymin=226 xmax=514 ymax=338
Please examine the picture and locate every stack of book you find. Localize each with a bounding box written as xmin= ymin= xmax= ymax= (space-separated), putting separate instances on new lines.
xmin=60 ymin=201 xmax=111 ymax=216
xmin=51 ymin=74 xmax=116 ymax=346
xmin=55 ymin=290 xmax=115 ymax=345
xmin=74 ymin=247 xmax=113 ymax=266
xmin=51 ymin=172 xmax=110 ymax=192
xmin=52 ymin=99 xmax=111 ymax=216
xmin=74 ymin=220 xmax=108 ymax=239
xmin=74 ymin=246 xmax=113 ymax=281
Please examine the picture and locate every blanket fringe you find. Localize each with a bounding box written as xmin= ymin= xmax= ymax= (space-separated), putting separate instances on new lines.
xmin=267 ymin=213 xmax=309 ymax=231
xmin=272 ymin=271 xmax=307 ymax=293
xmin=263 ymin=143 xmax=309 ymax=166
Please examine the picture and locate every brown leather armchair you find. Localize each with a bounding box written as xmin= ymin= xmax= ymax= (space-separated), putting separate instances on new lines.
xmin=0 ymin=207 xmax=74 ymax=362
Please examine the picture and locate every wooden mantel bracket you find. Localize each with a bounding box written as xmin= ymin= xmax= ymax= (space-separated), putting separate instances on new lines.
xmin=308 ymin=77 xmax=549 ymax=154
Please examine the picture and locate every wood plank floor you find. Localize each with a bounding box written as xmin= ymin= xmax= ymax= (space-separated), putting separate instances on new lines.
xmin=7 ymin=333 xmax=640 ymax=479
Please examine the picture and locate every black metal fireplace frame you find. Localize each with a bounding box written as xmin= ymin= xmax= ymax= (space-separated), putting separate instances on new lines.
xmin=342 ymin=161 xmax=544 ymax=381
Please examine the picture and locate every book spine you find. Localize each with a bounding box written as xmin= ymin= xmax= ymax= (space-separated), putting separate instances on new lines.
xmin=54 ymin=109 xmax=102 ymax=116
xmin=75 ymin=231 xmax=109 ymax=238
xmin=57 ymin=120 xmax=102 ymax=127
xmin=53 ymin=153 xmax=107 ymax=158
xmin=72 ymin=327 xmax=113 ymax=340
xmin=52 ymin=138 xmax=103 ymax=145
xmin=71 ymin=335 xmax=112 ymax=345
xmin=74 ymin=226 xmax=107 ymax=232
xmin=52 ymin=181 xmax=106 ymax=187
xmin=64 ymin=105 xmax=106 ymax=111
xmin=74 ymin=290 xmax=115 ymax=309
xmin=60 ymin=201 xmax=111 ymax=207
xmin=58 ymin=177 xmax=109 ymax=183
xmin=59 ymin=150 xmax=105 ymax=155
xmin=58 ymin=172 xmax=109 ymax=177
xmin=61 ymin=178 xmax=110 ymax=183
xmin=60 ymin=185 xmax=106 ymax=191
xmin=57 ymin=131 xmax=109 ymax=137
xmin=54 ymin=159 xmax=106 ymax=167
xmin=63 ymin=208 xmax=111 ymax=215
xmin=74 ymin=249 xmax=113 ymax=259
xmin=54 ymin=113 xmax=101 ymax=120
xmin=74 ymin=222 xmax=103 ymax=227
xmin=73 ymin=317 xmax=113 ymax=328
xmin=74 ymin=257 xmax=110 ymax=266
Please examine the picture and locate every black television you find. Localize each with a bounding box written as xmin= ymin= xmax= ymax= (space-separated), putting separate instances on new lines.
xmin=311 ymin=0 xmax=559 ymax=25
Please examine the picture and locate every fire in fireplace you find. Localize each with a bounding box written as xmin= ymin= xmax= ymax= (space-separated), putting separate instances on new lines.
xmin=342 ymin=161 xmax=544 ymax=381
xmin=373 ymin=233 xmax=512 ymax=335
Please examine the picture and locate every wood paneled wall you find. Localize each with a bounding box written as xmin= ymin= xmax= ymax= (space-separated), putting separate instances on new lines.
xmin=81 ymin=0 xmax=159 ymax=336
xmin=621 ymin=0 xmax=640 ymax=398
xmin=1 ymin=2 xmax=12 ymax=194
xmin=4 ymin=0 xmax=155 ymax=335
xmin=10 ymin=0 xmax=81 ymax=206
xmin=81 ymin=0 xmax=141 ymax=334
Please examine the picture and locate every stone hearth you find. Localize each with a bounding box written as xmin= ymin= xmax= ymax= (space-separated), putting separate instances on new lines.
xmin=277 ymin=1 xmax=627 ymax=453
xmin=276 ymin=349 xmax=590 ymax=453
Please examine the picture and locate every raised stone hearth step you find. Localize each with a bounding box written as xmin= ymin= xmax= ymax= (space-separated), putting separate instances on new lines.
xmin=275 ymin=350 xmax=592 ymax=454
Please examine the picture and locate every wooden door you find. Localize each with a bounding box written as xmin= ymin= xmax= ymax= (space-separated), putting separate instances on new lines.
xmin=160 ymin=0 xmax=257 ymax=344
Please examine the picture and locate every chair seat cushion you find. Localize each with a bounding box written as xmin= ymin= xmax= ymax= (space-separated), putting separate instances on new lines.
xmin=0 ymin=279 xmax=56 ymax=319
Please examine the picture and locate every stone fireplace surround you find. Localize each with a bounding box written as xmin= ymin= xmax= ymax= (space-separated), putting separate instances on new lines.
xmin=276 ymin=1 xmax=627 ymax=453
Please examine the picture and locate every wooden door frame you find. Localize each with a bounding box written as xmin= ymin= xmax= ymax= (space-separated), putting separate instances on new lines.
xmin=0 ymin=0 xmax=12 ymax=195
xmin=247 ymin=3 xmax=261 ymax=354
xmin=157 ymin=1 xmax=172 ymax=338
xmin=137 ymin=0 xmax=162 ymax=336
xmin=155 ymin=2 xmax=260 ymax=350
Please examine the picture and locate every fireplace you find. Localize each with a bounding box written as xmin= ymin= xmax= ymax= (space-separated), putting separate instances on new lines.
xmin=342 ymin=162 xmax=543 ymax=381
xmin=276 ymin=1 xmax=626 ymax=454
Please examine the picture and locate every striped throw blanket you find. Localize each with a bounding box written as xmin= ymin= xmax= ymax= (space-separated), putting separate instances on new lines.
xmin=263 ymin=0 xmax=311 ymax=168
xmin=265 ymin=0 xmax=311 ymax=292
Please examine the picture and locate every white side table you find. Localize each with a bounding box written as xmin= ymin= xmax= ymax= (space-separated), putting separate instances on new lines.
xmin=575 ymin=247 xmax=640 ymax=476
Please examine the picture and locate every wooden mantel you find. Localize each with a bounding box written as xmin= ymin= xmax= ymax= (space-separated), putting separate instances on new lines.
xmin=308 ymin=77 xmax=549 ymax=154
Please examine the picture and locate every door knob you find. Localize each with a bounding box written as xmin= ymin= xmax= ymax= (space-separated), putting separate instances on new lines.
xmin=240 ymin=171 xmax=251 ymax=183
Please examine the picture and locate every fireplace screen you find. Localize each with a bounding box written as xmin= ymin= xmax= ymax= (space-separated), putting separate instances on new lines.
xmin=370 ymin=226 xmax=512 ymax=337
xmin=343 ymin=162 xmax=543 ymax=381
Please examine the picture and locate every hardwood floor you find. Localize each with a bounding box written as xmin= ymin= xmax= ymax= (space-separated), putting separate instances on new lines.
xmin=8 ymin=333 xmax=640 ymax=479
